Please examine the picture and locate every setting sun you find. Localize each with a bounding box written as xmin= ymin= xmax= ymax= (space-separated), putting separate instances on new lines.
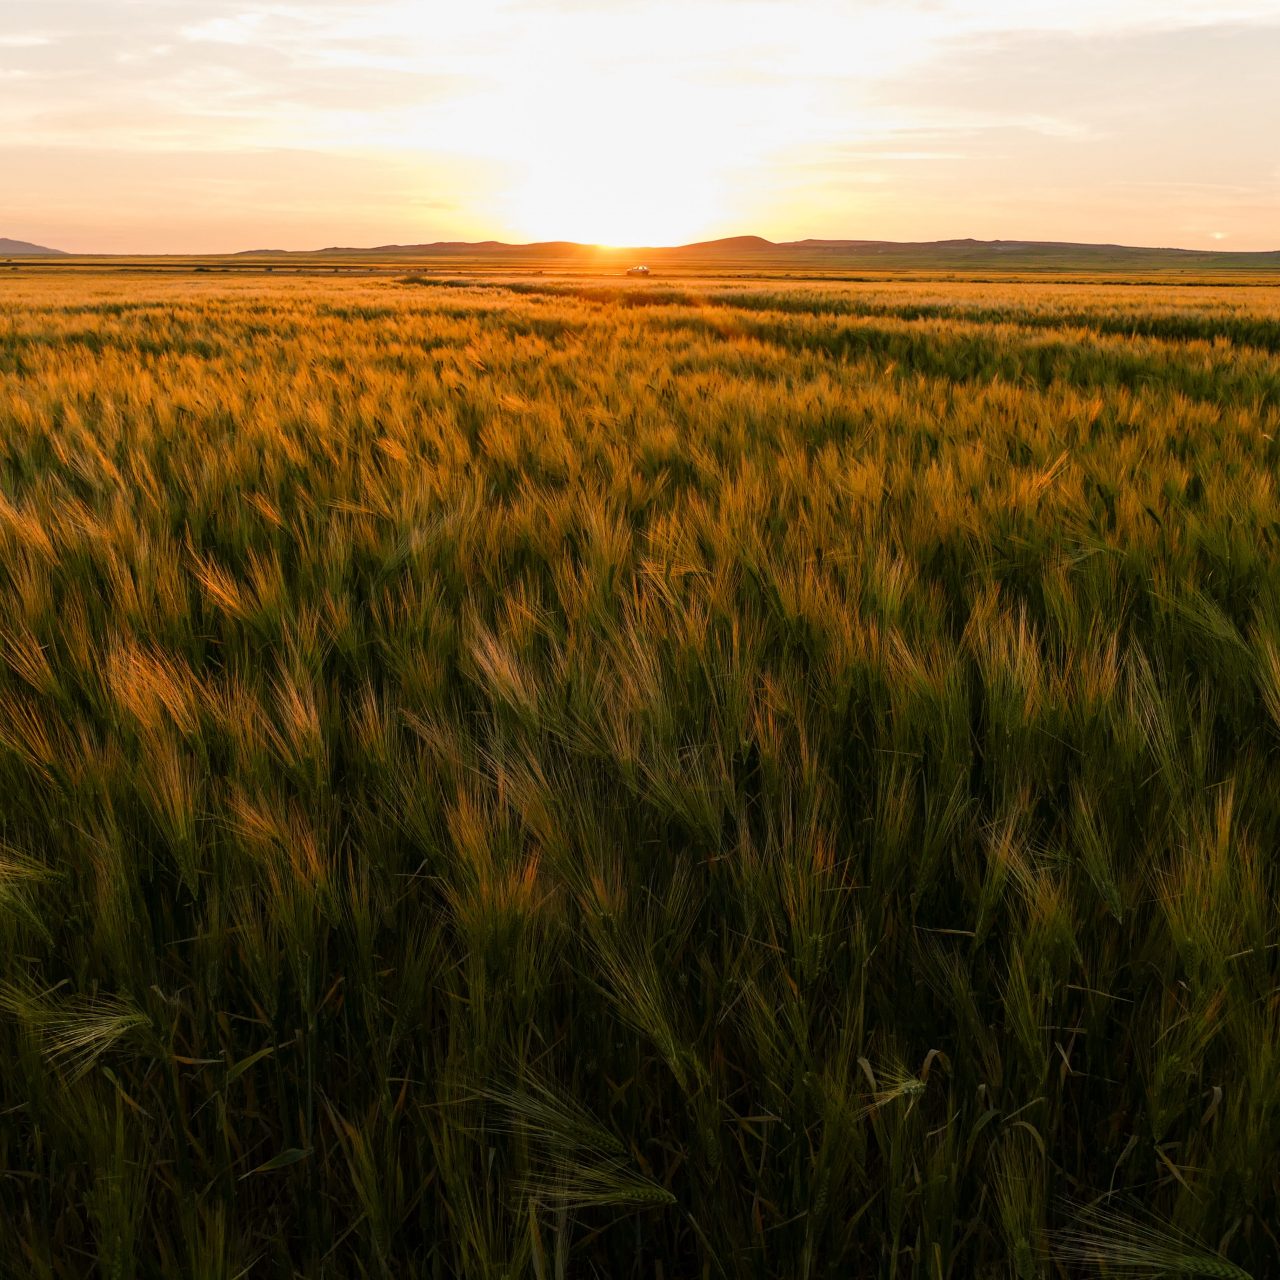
xmin=499 ymin=114 xmax=730 ymax=247
xmin=441 ymin=21 xmax=774 ymax=246
xmin=505 ymin=161 xmax=724 ymax=248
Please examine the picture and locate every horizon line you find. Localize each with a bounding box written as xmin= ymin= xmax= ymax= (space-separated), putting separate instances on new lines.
xmin=8 ymin=232 xmax=1280 ymax=258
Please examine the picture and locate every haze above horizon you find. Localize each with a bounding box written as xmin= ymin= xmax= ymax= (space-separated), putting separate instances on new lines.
xmin=4 ymin=1 xmax=1278 ymax=255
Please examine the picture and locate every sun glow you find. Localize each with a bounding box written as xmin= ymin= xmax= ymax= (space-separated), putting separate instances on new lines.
xmin=504 ymin=155 xmax=725 ymax=247
xmin=428 ymin=7 xmax=801 ymax=246
xmin=471 ymin=69 xmax=745 ymax=245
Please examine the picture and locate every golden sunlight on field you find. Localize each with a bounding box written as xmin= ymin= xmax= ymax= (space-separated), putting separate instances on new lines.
xmin=2 ymin=268 xmax=1279 ymax=1275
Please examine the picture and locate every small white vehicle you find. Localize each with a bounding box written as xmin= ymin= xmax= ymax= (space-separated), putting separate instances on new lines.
xmin=626 ymin=265 xmax=651 ymax=277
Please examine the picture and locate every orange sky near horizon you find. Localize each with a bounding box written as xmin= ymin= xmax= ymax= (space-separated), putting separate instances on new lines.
xmin=3 ymin=1 xmax=1278 ymax=254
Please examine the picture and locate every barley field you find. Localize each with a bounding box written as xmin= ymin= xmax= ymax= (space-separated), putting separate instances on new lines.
xmin=2 ymin=271 xmax=1279 ymax=1277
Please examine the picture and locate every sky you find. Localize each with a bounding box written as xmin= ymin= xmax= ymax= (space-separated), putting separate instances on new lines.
xmin=3 ymin=0 xmax=1278 ymax=253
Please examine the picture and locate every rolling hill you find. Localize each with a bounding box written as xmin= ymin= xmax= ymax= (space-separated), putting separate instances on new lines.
xmin=11 ymin=235 xmax=1278 ymax=274
xmin=236 ymin=234 xmax=1280 ymax=273
xmin=0 ymin=238 xmax=67 ymax=256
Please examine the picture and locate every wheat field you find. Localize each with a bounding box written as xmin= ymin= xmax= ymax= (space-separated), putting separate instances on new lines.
xmin=1 ymin=271 xmax=1279 ymax=1277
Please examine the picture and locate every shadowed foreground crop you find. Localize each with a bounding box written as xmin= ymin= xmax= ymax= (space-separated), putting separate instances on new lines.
xmin=1 ymin=272 xmax=1278 ymax=1276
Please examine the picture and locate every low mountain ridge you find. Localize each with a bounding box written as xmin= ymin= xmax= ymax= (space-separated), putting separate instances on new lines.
xmin=255 ymin=234 xmax=1280 ymax=269
xmin=11 ymin=235 xmax=1278 ymax=269
xmin=0 ymin=237 xmax=67 ymax=256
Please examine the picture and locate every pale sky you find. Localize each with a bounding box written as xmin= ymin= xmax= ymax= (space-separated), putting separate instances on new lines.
xmin=3 ymin=1 xmax=1278 ymax=253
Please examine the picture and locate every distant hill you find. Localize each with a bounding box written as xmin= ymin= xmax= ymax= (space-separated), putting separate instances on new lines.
xmin=242 ymin=234 xmax=1280 ymax=272
xmin=308 ymin=240 xmax=588 ymax=257
xmin=773 ymin=236 xmax=1280 ymax=269
xmin=679 ymin=235 xmax=777 ymax=253
xmin=294 ymin=236 xmax=789 ymax=259
xmin=13 ymin=235 xmax=1278 ymax=272
xmin=0 ymin=237 xmax=67 ymax=256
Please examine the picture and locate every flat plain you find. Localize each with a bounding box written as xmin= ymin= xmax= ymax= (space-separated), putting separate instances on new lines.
xmin=2 ymin=266 xmax=1279 ymax=1277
